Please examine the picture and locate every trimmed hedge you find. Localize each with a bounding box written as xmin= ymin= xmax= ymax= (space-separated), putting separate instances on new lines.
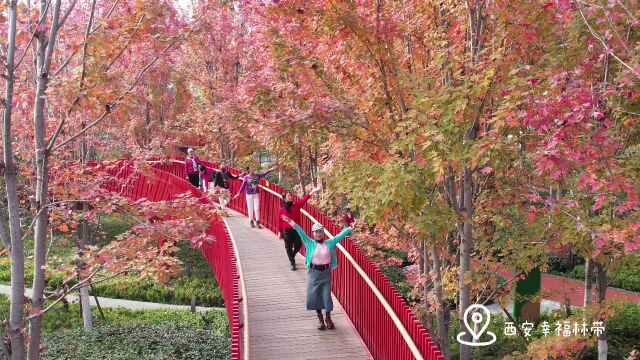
xmin=0 ymin=236 xmax=224 ymax=307
xmin=0 ymin=294 xmax=228 ymax=335
xmin=571 ymin=265 xmax=640 ymax=293
xmin=42 ymin=322 xmax=230 ymax=360
xmin=90 ymin=275 xmax=223 ymax=307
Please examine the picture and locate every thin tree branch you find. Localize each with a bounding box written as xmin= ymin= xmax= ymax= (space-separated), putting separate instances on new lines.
xmin=51 ymin=48 xmax=77 ymax=77
xmin=26 ymin=267 xmax=103 ymax=321
xmin=576 ymin=0 xmax=635 ymax=74
xmin=90 ymin=0 xmax=120 ymax=34
xmin=41 ymin=0 xmax=62 ymax=76
xmin=104 ymin=14 xmax=146 ymax=71
xmin=21 ymin=200 xmax=89 ymax=241
xmin=600 ymin=0 xmax=633 ymax=57
xmin=51 ymin=13 xmax=204 ymax=152
xmin=14 ymin=0 xmax=52 ymax=70
xmin=50 ymin=50 xmax=167 ymax=151
xmin=57 ymin=0 xmax=77 ymax=28
xmin=47 ymin=0 xmax=97 ymax=148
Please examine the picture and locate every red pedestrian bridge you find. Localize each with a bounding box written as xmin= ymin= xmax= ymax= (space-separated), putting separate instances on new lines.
xmin=95 ymin=159 xmax=444 ymax=360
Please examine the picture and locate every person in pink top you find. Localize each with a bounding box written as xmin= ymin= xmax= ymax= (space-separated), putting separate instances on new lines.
xmin=184 ymin=148 xmax=202 ymax=187
xmin=278 ymin=187 xmax=320 ymax=270
xmin=281 ymin=214 xmax=354 ymax=331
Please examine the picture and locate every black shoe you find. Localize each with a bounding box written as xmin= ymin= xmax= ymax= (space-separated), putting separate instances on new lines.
xmin=256 ymin=221 xmax=262 ymax=229
xmin=250 ymin=220 xmax=255 ymax=228
xmin=291 ymin=264 xmax=296 ymax=271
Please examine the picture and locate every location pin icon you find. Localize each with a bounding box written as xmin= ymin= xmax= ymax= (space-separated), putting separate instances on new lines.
xmin=463 ymin=304 xmax=491 ymax=340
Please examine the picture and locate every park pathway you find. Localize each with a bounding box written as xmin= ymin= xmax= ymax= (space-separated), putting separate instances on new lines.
xmin=223 ymin=210 xmax=373 ymax=360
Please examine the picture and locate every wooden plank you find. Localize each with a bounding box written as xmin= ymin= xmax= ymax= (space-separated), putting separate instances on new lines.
xmin=224 ymin=212 xmax=373 ymax=360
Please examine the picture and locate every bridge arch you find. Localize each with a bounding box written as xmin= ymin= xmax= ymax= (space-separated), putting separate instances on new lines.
xmin=96 ymin=159 xmax=444 ymax=360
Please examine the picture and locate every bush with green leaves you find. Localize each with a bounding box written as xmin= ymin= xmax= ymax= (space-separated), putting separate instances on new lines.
xmin=42 ymin=321 xmax=230 ymax=360
xmin=0 ymin=294 xmax=228 ymax=335
xmin=571 ymin=264 xmax=640 ymax=293
xmin=0 ymin=214 xmax=224 ymax=307
xmin=90 ymin=274 xmax=223 ymax=307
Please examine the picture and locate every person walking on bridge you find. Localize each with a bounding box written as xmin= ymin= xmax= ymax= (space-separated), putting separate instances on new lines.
xmin=278 ymin=187 xmax=319 ymax=270
xmin=233 ymin=164 xmax=277 ymax=228
xmin=209 ymin=161 xmax=240 ymax=216
xmin=184 ymin=148 xmax=202 ymax=188
xmin=280 ymin=214 xmax=353 ymax=330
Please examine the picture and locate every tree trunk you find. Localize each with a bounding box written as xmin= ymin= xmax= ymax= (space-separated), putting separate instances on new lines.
xmin=432 ymin=244 xmax=451 ymax=360
xmin=308 ymin=145 xmax=318 ymax=189
xmin=28 ymin=1 xmax=62 ymax=359
xmin=144 ymin=99 xmax=151 ymax=149
xmin=3 ymin=1 xmax=27 ymax=358
xmin=458 ymin=165 xmax=474 ymax=360
xmin=594 ymin=261 xmax=607 ymax=360
xmin=296 ymin=146 xmax=307 ymax=195
xmin=79 ymin=202 xmax=92 ymax=331
xmin=584 ymin=258 xmax=593 ymax=306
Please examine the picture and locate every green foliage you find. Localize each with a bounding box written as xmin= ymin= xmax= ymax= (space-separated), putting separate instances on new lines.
xmin=41 ymin=321 xmax=230 ymax=360
xmin=581 ymin=303 xmax=640 ymax=360
xmin=547 ymin=252 xmax=585 ymax=274
xmin=90 ymin=245 xmax=224 ymax=307
xmin=91 ymin=275 xmax=223 ymax=307
xmin=447 ymin=303 xmax=640 ymax=359
xmin=380 ymin=264 xmax=412 ymax=300
xmin=0 ymin=294 xmax=228 ymax=335
xmin=571 ymin=265 xmax=640 ymax=293
xmin=447 ymin=313 xmax=528 ymax=360
xmin=0 ymin=216 xmax=223 ymax=307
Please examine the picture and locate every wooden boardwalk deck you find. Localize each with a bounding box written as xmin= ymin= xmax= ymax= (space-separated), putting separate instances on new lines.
xmin=223 ymin=211 xmax=373 ymax=360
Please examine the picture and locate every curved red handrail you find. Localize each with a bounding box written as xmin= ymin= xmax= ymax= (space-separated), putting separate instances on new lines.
xmin=92 ymin=160 xmax=243 ymax=359
xmin=152 ymin=158 xmax=444 ymax=360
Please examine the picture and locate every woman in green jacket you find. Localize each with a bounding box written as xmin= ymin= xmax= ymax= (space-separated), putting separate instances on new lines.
xmin=280 ymin=214 xmax=353 ymax=330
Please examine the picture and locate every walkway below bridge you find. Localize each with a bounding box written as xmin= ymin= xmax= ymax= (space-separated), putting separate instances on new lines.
xmin=223 ymin=210 xmax=373 ymax=360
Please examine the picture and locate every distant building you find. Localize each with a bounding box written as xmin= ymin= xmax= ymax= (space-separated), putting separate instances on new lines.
xmin=256 ymin=151 xmax=277 ymax=168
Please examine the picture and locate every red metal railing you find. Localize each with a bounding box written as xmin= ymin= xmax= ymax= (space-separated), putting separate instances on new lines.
xmin=151 ymin=159 xmax=443 ymax=360
xmin=93 ymin=160 xmax=243 ymax=359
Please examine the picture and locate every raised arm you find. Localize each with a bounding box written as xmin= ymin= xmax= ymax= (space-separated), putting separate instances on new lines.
xmin=281 ymin=215 xmax=312 ymax=248
xmin=255 ymin=168 xmax=273 ymax=178
xmin=326 ymin=226 xmax=352 ymax=247
xmin=294 ymin=194 xmax=312 ymax=210
xmin=234 ymin=176 xmax=248 ymax=198
xmin=256 ymin=164 xmax=279 ymax=178
xmin=293 ymin=187 xmax=319 ymax=210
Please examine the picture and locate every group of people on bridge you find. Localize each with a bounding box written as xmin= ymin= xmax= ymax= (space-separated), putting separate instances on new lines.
xmin=184 ymin=148 xmax=356 ymax=331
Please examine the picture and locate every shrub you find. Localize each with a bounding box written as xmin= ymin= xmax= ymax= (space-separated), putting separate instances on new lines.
xmin=1 ymin=243 xmax=224 ymax=307
xmin=581 ymin=302 xmax=640 ymax=360
xmin=0 ymin=294 xmax=228 ymax=335
xmin=41 ymin=322 xmax=230 ymax=360
xmin=571 ymin=265 xmax=640 ymax=293
xmin=90 ymin=275 xmax=224 ymax=307
xmin=547 ymin=252 xmax=585 ymax=275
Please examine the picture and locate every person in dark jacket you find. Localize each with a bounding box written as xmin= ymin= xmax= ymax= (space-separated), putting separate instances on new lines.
xmin=278 ymin=188 xmax=319 ymax=270
xmin=209 ymin=161 xmax=240 ymax=215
